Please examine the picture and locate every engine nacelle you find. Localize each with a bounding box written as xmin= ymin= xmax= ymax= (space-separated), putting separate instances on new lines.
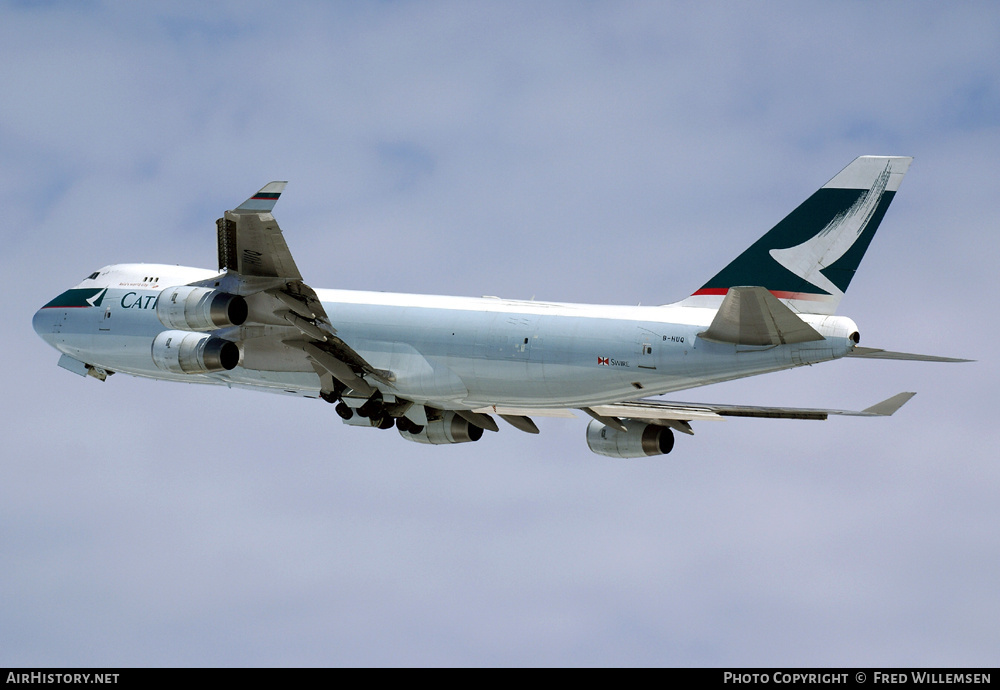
xmin=156 ymin=286 xmax=248 ymax=331
xmin=585 ymin=419 xmax=674 ymax=458
xmin=398 ymin=411 xmax=484 ymax=445
xmin=151 ymin=330 xmax=240 ymax=374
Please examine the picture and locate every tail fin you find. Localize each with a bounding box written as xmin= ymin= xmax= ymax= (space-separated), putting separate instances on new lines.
xmin=678 ymin=156 xmax=912 ymax=315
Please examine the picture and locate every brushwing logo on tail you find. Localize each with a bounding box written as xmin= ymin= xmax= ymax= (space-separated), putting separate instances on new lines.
xmin=768 ymin=161 xmax=892 ymax=300
xmin=683 ymin=156 xmax=910 ymax=316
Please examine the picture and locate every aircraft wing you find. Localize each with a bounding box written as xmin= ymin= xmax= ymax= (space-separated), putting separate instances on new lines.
xmin=475 ymin=392 xmax=914 ymax=436
xmin=208 ymin=182 xmax=384 ymax=394
xmin=218 ymin=182 xmax=303 ymax=281
xmin=582 ymin=392 xmax=916 ymax=435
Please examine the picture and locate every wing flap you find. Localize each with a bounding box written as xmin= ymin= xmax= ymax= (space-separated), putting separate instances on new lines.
xmin=498 ymin=414 xmax=540 ymax=434
xmin=472 ymin=406 xmax=577 ymax=418
xmin=455 ymin=410 xmax=500 ymax=433
xmin=590 ymin=402 xmax=724 ymax=422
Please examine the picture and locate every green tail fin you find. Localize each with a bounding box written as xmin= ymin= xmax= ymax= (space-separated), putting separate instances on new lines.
xmin=679 ymin=156 xmax=912 ymax=315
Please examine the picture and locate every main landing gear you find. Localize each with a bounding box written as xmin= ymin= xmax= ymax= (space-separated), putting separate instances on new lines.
xmin=321 ymin=387 xmax=423 ymax=433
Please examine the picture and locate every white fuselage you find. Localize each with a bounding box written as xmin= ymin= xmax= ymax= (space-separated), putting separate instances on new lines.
xmin=33 ymin=263 xmax=859 ymax=410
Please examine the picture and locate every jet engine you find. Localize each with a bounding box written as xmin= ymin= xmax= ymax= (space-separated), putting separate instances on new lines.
xmin=156 ymin=286 xmax=248 ymax=331
xmin=585 ymin=419 xmax=675 ymax=458
xmin=398 ymin=411 xmax=484 ymax=445
xmin=151 ymin=330 xmax=240 ymax=374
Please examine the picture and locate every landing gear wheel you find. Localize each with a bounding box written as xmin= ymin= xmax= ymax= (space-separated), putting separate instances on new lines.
xmin=396 ymin=417 xmax=423 ymax=434
xmin=335 ymin=402 xmax=353 ymax=420
xmin=357 ymin=391 xmax=384 ymax=419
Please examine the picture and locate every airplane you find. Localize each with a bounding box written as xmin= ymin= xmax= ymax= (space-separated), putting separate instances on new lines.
xmin=32 ymin=155 xmax=969 ymax=457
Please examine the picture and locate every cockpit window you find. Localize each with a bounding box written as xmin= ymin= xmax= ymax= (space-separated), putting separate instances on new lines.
xmin=87 ymin=272 xmax=100 ymax=280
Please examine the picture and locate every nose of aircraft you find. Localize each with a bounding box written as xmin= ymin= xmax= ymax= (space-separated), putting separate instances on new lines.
xmin=32 ymin=301 xmax=56 ymax=344
xmin=32 ymin=288 xmax=75 ymax=347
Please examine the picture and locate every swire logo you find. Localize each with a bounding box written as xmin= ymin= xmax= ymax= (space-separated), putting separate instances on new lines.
xmin=598 ymin=357 xmax=609 ymax=366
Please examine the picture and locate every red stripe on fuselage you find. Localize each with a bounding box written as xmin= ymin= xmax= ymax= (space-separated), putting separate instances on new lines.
xmin=691 ymin=288 xmax=831 ymax=301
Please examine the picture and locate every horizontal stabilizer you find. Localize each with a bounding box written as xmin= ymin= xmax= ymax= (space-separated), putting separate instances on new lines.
xmin=846 ymin=347 xmax=973 ymax=363
xmin=699 ymin=286 xmax=825 ymax=346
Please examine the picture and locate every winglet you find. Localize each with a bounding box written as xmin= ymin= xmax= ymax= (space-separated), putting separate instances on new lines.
xmin=861 ymin=392 xmax=916 ymax=416
xmin=235 ymin=181 xmax=288 ymax=213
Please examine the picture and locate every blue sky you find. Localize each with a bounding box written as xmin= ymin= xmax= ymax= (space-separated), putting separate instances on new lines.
xmin=2 ymin=1 xmax=998 ymax=666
